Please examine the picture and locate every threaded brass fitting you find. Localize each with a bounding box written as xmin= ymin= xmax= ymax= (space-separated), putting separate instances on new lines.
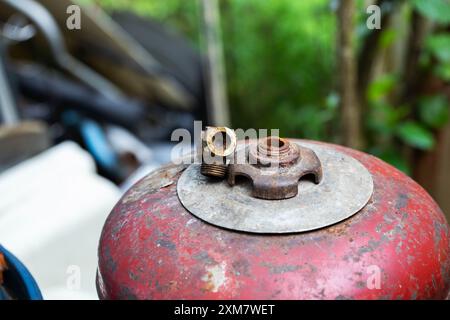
xmin=200 ymin=126 xmax=237 ymax=178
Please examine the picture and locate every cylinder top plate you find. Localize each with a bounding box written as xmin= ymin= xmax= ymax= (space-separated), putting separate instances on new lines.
xmin=177 ymin=142 xmax=373 ymax=233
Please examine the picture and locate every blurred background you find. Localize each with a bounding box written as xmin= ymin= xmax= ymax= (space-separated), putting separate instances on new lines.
xmin=0 ymin=0 xmax=449 ymax=299
xmin=81 ymin=0 xmax=450 ymax=213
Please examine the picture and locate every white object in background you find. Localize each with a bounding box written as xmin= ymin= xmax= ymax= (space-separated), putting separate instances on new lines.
xmin=105 ymin=125 xmax=153 ymax=163
xmin=119 ymin=143 xmax=176 ymax=192
xmin=0 ymin=141 xmax=121 ymax=300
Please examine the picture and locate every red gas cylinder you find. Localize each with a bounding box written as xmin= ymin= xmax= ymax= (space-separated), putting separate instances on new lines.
xmin=97 ymin=132 xmax=450 ymax=300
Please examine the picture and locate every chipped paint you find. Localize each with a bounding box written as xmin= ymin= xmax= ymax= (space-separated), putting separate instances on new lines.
xmin=122 ymin=165 xmax=185 ymax=204
xmin=201 ymin=262 xmax=227 ymax=293
xmin=97 ymin=140 xmax=450 ymax=300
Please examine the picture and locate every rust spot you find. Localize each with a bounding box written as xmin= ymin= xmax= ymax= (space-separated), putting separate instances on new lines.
xmin=102 ymin=246 xmax=117 ymax=274
xmin=122 ymin=165 xmax=186 ymax=204
xmin=201 ymin=263 xmax=227 ymax=293
xmin=119 ymin=285 xmax=138 ymax=300
xmin=128 ymin=271 xmax=139 ymax=281
xmin=193 ymin=252 xmax=217 ymax=265
xmin=156 ymin=239 xmax=176 ymax=250
xmin=335 ymin=295 xmax=353 ymax=300
xmin=433 ymin=220 xmax=444 ymax=252
xmin=232 ymin=259 xmax=251 ymax=277
xmin=168 ymin=280 xmax=178 ymax=292
xmin=261 ymin=262 xmax=302 ymax=274
xmin=395 ymin=193 xmax=409 ymax=211
xmin=325 ymin=219 xmax=352 ymax=236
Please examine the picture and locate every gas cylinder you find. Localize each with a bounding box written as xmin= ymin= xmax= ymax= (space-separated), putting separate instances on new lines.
xmin=97 ymin=128 xmax=450 ymax=300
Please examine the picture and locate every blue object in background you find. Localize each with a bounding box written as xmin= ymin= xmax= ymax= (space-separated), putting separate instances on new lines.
xmin=62 ymin=110 xmax=119 ymax=174
xmin=80 ymin=119 xmax=118 ymax=173
xmin=0 ymin=245 xmax=42 ymax=300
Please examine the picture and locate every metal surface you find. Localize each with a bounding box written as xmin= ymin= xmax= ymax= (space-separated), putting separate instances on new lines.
xmin=97 ymin=140 xmax=450 ymax=300
xmin=178 ymin=141 xmax=373 ymax=233
xmin=228 ymin=137 xmax=322 ymax=200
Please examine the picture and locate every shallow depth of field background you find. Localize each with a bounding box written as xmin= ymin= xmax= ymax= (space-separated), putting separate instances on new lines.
xmin=85 ymin=0 xmax=450 ymax=213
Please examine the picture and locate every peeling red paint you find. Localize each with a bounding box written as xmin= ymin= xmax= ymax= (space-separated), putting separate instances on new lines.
xmin=97 ymin=140 xmax=450 ymax=300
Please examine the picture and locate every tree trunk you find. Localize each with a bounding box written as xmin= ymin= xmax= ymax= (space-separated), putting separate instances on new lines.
xmin=337 ymin=0 xmax=363 ymax=149
xmin=414 ymin=122 xmax=450 ymax=220
xmin=401 ymin=10 xmax=430 ymax=104
xmin=357 ymin=0 xmax=393 ymax=99
xmin=413 ymin=72 xmax=450 ymax=220
xmin=200 ymin=0 xmax=230 ymax=127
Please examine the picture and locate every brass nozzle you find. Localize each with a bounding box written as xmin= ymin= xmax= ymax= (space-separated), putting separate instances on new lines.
xmin=200 ymin=127 xmax=237 ymax=178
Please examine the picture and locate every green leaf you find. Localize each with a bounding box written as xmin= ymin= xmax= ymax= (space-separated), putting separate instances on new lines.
xmin=426 ymin=34 xmax=450 ymax=63
xmin=369 ymin=102 xmax=409 ymax=135
xmin=397 ymin=122 xmax=435 ymax=150
xmin=434 ymin=62 xmax=450 ymax=81
xmin=380 ymin=29 xmax=397 ymax=49
xmin=413 ymin=0 xmax=450 ymax=24
xmin=419 ymin=95 xmax=449 ymax=128
xmin=325 ymin=92 xmax=339 ymax=110
xmin=367 ymin=74 xmax=397 ymax=102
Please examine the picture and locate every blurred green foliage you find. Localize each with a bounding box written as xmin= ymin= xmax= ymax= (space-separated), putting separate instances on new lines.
xmin=78 ymin=0 xmax=202 ymax=40
xmin=426 ymin=33 xmax=450 ymax=81
xmin=220 ymin=0 xmax=336 ymax=140
xmin=82 ymin=0 xmax=337 ymax=140
xmin=364 ymin=0 xmax=450 ymax=173
xmin=82 ymin=0 xmax=449 ymax=173
xmin=412 ymin=0 xmax=450 ymax=24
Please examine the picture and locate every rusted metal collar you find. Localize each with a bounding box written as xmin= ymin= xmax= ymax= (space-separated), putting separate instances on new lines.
xmin=200 ymin=129 xmax=323 ymax=200
xmin=229 ymin=136 xmax=322 ymax=200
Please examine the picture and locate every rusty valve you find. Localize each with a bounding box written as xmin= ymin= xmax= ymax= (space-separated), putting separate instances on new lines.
xmin=228 ymin=136 xmax=323 ymax=200
xmin=200 ymin=126 xmax=237 ymax=178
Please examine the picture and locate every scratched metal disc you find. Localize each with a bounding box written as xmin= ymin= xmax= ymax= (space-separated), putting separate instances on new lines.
xmin=177 ymin=142 xmax=373 ymax=234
